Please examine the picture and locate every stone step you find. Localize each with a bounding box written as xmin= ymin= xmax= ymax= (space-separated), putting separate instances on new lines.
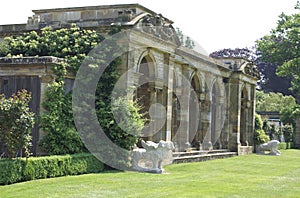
xmin=172 ymin=151 xmax=237 ymax=164
xmin=173 ymin=149 xmax=230 ymax=158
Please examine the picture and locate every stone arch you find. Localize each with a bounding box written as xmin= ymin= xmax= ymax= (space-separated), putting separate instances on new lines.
xmin=136 ymin=50 xmax=157 ymax=78
xmin=196 ymin=72 xmax=207 ymax=93
xmin=189 ymin=73 xmax=202 ymax=147
xmin=136 ymin=53 xmax=156 ymax=141
xmin=171 ymin=75 xmax=180 ymax=142
xmin=210 ymin=78 xmax=223 ymax=149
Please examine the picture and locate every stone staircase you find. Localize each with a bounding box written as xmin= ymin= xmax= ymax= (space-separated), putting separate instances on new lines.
xmin=173 ymin=149 xmax=237 ymax=164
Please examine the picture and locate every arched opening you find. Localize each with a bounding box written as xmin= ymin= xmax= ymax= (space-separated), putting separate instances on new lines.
xmin=199 ymin=83 xmax=210 ymax=149
xmin=189 ymin=75 xmax=201 ymax=147
xmin=136 ymin=56 xmax=155 ymax=141
xmin=240 ymin=87 xmax=248 ymax=146
xmin=171 ymin=76 xmax=180 ymax=142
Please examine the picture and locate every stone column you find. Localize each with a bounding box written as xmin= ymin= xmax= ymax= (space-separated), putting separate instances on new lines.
xmin=165 ymin=54 xmax=174 ymax=142
xmin=214 ymin=97 xmax=224 ymax=149
xmin=248 ymin=85 xmax=256 ymax=147
xmin=294 ymin=117 xmax=300 ymax=148
xmin=202 ymin=99 xmax=212 ymax=150
xmin=219 ymin=81 xmax=230 ymax=150
xmin=174 ymin=65 xmax=192 ymax=151
xmin=228 ymin=79 xmax=242 ymax=152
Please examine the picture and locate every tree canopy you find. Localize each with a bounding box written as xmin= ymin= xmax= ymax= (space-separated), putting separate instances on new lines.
xmin=256 ymin=3 xmax=300 ymax=97
xmin=256 ymin=91 xmax=296 ymax=112
xmin=209 ymin=48 xmax=292 ymax=95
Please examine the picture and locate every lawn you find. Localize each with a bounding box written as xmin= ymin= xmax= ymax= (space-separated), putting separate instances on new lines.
xmin=1 ymin=150 xmax=300 ymax=198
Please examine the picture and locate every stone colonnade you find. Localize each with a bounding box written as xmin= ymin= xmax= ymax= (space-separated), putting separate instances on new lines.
xmin=120 ymin=33 xmax=257 ymax=153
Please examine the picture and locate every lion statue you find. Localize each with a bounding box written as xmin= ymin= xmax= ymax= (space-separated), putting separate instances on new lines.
xmin=257 ymin=140 xmax=281 ymax=156
xmin=131 ymin=140 xmax=175 ymax=173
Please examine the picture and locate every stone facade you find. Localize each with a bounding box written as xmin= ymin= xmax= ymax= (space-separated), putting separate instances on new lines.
xmin=0 ymin=4 xmax=260 ymax=154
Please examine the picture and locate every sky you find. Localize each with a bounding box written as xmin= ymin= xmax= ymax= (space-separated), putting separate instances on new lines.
xmin=0 ymin=0 xmax=298 ymax=54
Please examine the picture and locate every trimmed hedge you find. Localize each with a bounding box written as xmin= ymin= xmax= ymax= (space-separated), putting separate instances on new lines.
xmin=0 ymin=153 xmax=104 ymax=185
xmin=278 ymin=142 xmax=292 ymax=150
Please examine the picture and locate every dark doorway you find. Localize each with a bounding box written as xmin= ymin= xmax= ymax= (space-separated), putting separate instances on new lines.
xmin=0 ymin=76 xmax=41 ymax=156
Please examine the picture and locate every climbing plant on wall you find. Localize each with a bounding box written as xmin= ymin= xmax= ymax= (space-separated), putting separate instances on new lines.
xmin=1 ymin=24 xmax=145 ymax=155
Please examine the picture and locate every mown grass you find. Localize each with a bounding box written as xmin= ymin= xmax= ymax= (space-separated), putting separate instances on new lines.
xmin=1 ymin=150 xmax=300 ymax=198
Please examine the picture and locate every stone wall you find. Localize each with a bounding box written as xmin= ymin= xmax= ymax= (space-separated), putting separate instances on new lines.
xmin=0 ymin=57 xmax=64 ymax=155
xmin=0 ymin=4 xmax=260 ymax=154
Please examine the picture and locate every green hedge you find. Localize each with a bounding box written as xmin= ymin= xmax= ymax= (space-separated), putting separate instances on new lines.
xmin=278 ymin=142 xmax=292 ymax=150
xmin=0 ymin=153 xmax=104 ymax=185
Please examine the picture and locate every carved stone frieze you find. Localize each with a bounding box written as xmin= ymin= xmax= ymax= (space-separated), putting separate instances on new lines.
xmin=140 ymin=14 xmax=176 ymax=42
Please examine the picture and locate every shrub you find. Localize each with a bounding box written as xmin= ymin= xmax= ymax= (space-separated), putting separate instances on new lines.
xmin=278 ymin=142 xmax=292 ymax=150
xmin=254 ymin=129 xmax=270 ymax=145
xmin=254 ymin=113 xmax=269 ymax=145
xmin=0 ymin=160 xmax=23 ymax=184
xmin=0 ymin=90 xmax=35 ymax=158
xmin=0 ymin=153 xmax=104 ymax=185
xmin=255 ymin=113 xmax=263 ymax=130
xmin=262 ymin=119 xmax=271 ymax=136
xmin=282 ymin=125 xmax=293 ymax=143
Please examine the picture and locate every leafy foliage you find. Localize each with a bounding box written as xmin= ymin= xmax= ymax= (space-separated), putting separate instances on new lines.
xmin=254 ymin=113 xmax=264 ymax=130
xmin=0 ymin=153 xmax=104 ymax=185
xmin=254 ymin=113 xmax=270 ymax=145
xmin=209 ymin=48 xmax=293 ymax=95
xmin=0 ymin=90 xmax=35 ymax=159
xmin=282 ymin=125 xmax=293 ymax=143
xmin=39 ymin=81 xmax=86 ymax=155
xmin=2 ymin=24 xmax=145 ymax=156
xmin=280 ymin=104 xmax=300 ymax=126
xmin=209 ymin=48 xmax=256 ymax=60
xmin=256 ymin=4 xmax=300 ymax=96
xmin=256 ymin=91 xmax=296 ymax=112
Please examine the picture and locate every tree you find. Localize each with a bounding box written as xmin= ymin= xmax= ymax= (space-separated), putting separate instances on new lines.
xmin=0 ymin=90 xmax=35 ymax=159
xmin=280 ymin=104 xmax=300 ymax=126
xmin=209 ymin=48 xmax=293 ymax=95
xmin=256 ymin=91 xmax=296 ymax=112
xmin=209 ymin=48 xmax=256 ymax=61
xmin=256 ymin=4 xmax=300 ymax=97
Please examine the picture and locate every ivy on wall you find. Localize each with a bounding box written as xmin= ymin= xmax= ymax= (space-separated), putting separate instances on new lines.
xmin=1 ymin=24 xmax=145 ymax=155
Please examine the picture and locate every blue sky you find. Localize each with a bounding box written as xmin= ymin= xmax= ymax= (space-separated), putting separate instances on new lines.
xmin=0 ymin=0 xmax=298 ymax=53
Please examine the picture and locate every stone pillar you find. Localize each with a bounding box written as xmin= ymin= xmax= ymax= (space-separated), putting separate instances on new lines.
xmin=228 ymin=79 xmax=242 ymax=152
xmin=248 ymin=85 xmax=256 ymax=147
xmin=202 ymin=99 xmax=212 ymax=150
xmin=219 ymin=81 xmax=230 ymax=150
xmin=294 ymin=117 xmax=300 ymax=148
xmin=175 ymin=66 xmax=192 ymax=151
xmin=214 ymin=98 xmax=224 ymax=149
xmin=165 ymin=54 xmax=174 ymax=142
